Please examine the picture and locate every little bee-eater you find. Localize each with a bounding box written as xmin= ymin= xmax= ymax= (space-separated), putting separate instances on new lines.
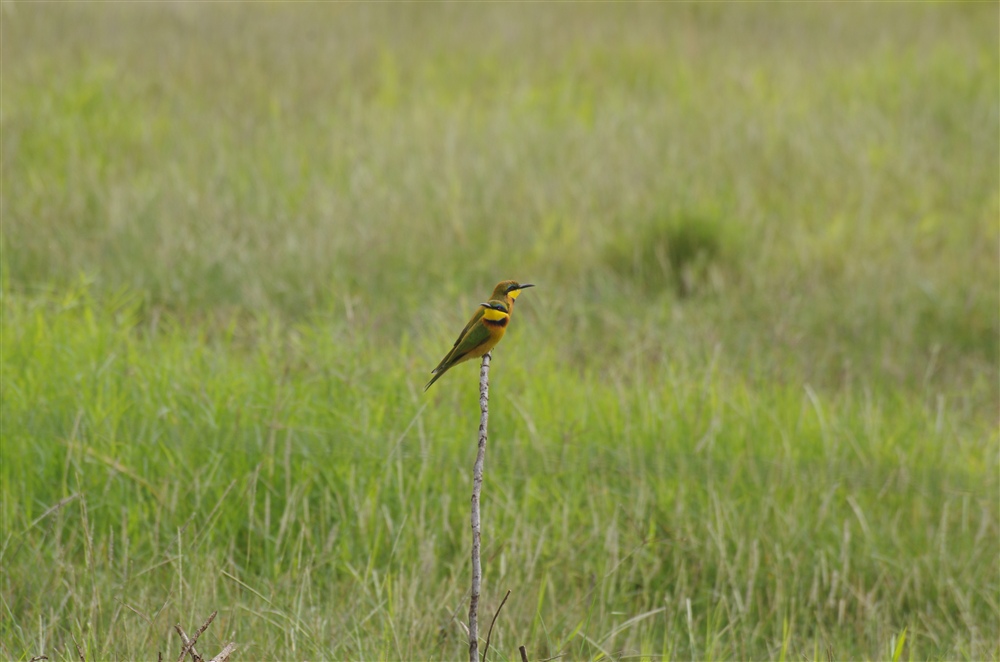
xmin=425 ymin=283 xmax=533 ymax=390
xmin=425 ymin=281 xmax=534 ymax=390
xmin=434 ymin=281 xmax=534 ymax=367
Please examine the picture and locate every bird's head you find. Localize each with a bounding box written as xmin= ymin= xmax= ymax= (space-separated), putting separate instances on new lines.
xmin=491 ymin=280 xmax=535 ymax=301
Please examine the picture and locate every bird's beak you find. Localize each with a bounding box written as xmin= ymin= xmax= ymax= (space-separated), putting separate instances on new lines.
xmin=516 ymin=283 xmax=535 ymax=290
xmin=479 ymin=302 xmax=492 ymax=308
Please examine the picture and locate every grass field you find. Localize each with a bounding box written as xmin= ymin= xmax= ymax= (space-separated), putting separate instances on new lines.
xmin=2 ymin=3 xmax=998 ymax=660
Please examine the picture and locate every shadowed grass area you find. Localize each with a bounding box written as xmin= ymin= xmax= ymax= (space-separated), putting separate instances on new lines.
xmin=602 ymin=208 xmax=739 ymax=298
xmin=2 ymin=3 xmax=998 ymax=660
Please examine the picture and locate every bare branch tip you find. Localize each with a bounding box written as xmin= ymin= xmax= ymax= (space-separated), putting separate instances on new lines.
xmin=481 ymin=589 xmax=512 ymax=662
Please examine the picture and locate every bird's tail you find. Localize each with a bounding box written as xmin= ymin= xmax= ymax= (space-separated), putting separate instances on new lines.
xmin=424 ymin=368 xmax=446 ymax=391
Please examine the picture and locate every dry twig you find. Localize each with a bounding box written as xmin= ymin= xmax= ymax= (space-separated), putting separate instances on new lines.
xmin=174 ymin=624 xmax=201 ymax=662
xmin=209 ymin=642 xmax=238 ymax=662
xmin=174 ymin=611 xmax=236 ymax=662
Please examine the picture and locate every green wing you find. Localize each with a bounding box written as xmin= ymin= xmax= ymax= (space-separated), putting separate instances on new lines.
xmin=431 ymin=307 xmax=485 ymax=373
xmin=425 ymin=315 xmax=492 ymax=390
xmin=450 ymin=307 xmax=485 ymax=349
xmin=444 ymin=321 xmax=492 ymax=367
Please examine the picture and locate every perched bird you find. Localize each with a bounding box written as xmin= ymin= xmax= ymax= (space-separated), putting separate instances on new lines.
xmin=425 ymin=298 xmax=515 ymax=391
xmin=438 ymin=281 xmax=534 ymax=359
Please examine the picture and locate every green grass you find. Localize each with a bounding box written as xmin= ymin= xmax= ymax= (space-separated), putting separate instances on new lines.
xmin=2 ymin=3 xmax=998 ymax=660
xmin=3 ymin=288 xmax=995 ymax=660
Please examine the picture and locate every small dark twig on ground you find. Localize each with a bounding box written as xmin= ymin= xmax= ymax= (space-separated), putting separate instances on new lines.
xmin=481 ymin=588 xmax=511 ymax=662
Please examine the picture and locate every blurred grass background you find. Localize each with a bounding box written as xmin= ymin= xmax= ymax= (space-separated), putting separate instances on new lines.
xmin=2 ymin=3 xmax=998 ymax=660
xmin=5 ymin=2 xmax=997 ymax=404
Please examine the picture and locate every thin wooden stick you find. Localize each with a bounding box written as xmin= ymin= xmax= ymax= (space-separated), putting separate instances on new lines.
xmin=519 ymin=645 xmax=529 ymax=662
xmin=481 ymin=588 xmax=511 ymax=662
xmin=469 ymin=352 xmax=491 ymax=662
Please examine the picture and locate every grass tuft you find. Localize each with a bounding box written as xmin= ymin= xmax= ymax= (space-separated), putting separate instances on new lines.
xmin=602 ymin=209 xmax=738 ymax=298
